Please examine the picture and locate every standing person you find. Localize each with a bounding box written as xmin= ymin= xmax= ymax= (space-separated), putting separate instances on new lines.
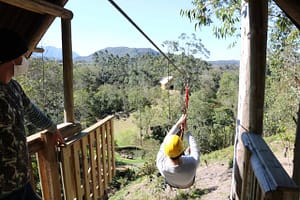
xmin=156 ymin=114 xmax=200 ymax=189
xmin=0 ymin=28 xmax=65 ymax=200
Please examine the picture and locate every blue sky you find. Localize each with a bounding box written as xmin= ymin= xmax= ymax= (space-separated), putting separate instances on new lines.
xmin=41 ymin=0 xmax=240 ymax=61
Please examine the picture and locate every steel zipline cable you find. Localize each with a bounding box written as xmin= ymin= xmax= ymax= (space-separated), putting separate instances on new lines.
xmin=108 ymin=0 xmax=190 ymax=136
xmin=107 ymin=0 xmax=186 ymax=76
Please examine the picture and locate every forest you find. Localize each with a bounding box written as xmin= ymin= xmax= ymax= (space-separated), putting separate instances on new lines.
xmin=15 ymin=0 xmax=299 ymax=157
xmin=17 ymin=25 xmax=299 ymax=155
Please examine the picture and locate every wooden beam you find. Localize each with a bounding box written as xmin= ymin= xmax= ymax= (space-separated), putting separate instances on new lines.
xmin=27 ymin=132 xmax=43 ymax=154
xmin=273 ymin=0 xmax=300 ymax=29
xmin=0 ymin=0 xmax=73 ymax=19
xmin=27 ymin=122 xmax=81 ymax=153
xmin=231 ymin=0 xmax=268 ymax=199
xmin=38 ymin=133 xmax=62 ymax=200
xmin=61 ymin=18 xmax=75 ymax=123
xmin=25 ymin=15 xmax=55 ymax=56
xmin=248 ymin=0 xmax=268 ymax=131
xmin=32 ymin=47 xmax=44 ymax=53
xmin=24 ymin=0 xmax=69 ymax=54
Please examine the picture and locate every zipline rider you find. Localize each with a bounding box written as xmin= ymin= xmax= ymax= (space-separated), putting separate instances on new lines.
xmin=156 ymin=114 xmax=200 ymax=189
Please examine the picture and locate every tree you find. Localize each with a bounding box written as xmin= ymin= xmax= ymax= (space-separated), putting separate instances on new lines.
xmin=86 ymin=84 xmax=124 ymax=123
xmin=180 ymin=1 xmax=299 ymax=49
xmin=180 ymin=0 xmax=241 ymax=45
xmin=17 ymin=58 xmax=64 ymax=131
xmin=188 ymin=86 xmax=217 ymax=153
xmin=215 ymin=70 xmax=239 ymax=146
xmin=163 ymin=33 xmax=210 ymax=58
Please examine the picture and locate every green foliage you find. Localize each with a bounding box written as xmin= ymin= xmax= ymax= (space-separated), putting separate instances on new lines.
xmin=264 ymin=18 xmax=300 ymax=136
xmin=180 ymin=0 xmax=241 ymax=47
xmin=30 ymin=155 xmax=42 ymax=196
xmin=110 ymin=168 xmax=137 ymax=190
xmin=114 ymin=114 xmax=140 ymax=146
xmin=187 ymin=68 xmax=238 ymax=153
xmin=17 ymin=58 xmax=64 ymax=132
xmin=179 ymin=0 xmax=300 ymax=151
xmin=88 ymin=84 xmax=124 ymax=119
xmin=201 ymin=145 xmax=234 ymax=163
xmin=174 ymin=188 xmax=210 ymax=199
xmin=228 ymin=157 xmax=234 ymax=169
xmin=180 ymin=0 xmax=299 ymax=50
xmin=162 ymin=33 xmax=210 ymax=58
xmin=138 ymin=159 xmax=157 ymax=176
xmin=115 ymin=129 xmax=139 ymax=147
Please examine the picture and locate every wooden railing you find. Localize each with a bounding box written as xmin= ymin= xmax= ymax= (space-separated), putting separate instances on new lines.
xmin=241 ymin=133 xmax=299 ymax=200
xmin=27 ymin=115 xmax=115 ymax=200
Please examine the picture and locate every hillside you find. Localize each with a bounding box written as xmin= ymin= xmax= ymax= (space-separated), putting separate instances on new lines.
xmin=209 ymin=60 xmax=240 ymax=67
xmin=101 ymin=47 xmax=160 ymax=57
xmin=109 ymin=133 xmax=294 ymax=200
xmin=30 ymin=46 xmax=239 ymax=65
xmin=109 ymin=146 xmax=234 ymax=200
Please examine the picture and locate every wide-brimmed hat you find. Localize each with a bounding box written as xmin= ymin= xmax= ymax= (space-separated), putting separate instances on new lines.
xmin=0 ymin=28 xmax=28 ymax=64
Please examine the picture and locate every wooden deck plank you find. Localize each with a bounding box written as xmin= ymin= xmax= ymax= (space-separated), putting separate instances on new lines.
xmin=101 ymin=125 xmax=108 ymax=188
xmin=241 ymin=132 xmax=299 ymax=200
xmin=81 ymin=136 xmax=91 ymax=199
xmin=61 ymin=146 xmax=77 ymax=199
xmin=96 ymin=127 xmax=104 ymax=197
xmin=73 ymin=142 xmax=84 ymax=199
xmin=88 ymin=131 xmax=97 ymax=200
xmin=109 ymin=119 xmax=116 ymax=176
xmin=105 ymin=122 xmax=112 ymax=182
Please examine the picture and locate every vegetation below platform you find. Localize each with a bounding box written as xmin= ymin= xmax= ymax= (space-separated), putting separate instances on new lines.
xmin=109 ymin=132 xmax=295 ymax=200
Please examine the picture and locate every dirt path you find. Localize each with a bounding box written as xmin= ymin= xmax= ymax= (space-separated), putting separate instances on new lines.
xmin=160 ymin=150 xmax=292 ymax=200
xmin=194 ymin=161 xmax=232 ymax=200
xmin=157 ymin=161 xmax=232 ymax=200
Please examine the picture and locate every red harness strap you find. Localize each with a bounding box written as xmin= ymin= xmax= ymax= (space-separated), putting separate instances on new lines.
xmin=184 ymin=84 xmax=189 ymax=113
xmin=180 ymin=84 xmax=189 ymax=139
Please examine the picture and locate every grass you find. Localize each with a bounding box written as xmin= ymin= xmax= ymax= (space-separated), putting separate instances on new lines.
xmin=108 ymin=177 xmax=148 ymax=200
xmin=115 ymin=152 xmax=146 ymax=165
xmin=201 ymin=145 xmax=234 ymax=164
xmin=114 ymin=115 xmax=139 ymax=147
xmin=113 ymin=114 xmax=160 ymax=167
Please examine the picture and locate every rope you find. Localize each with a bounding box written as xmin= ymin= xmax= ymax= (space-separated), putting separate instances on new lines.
xmin=167 ymin=61 xmax=171 ymax=124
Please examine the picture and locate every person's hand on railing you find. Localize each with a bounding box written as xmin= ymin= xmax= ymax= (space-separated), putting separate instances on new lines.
xmin=51 ymin=130 xmax=66 ymax=147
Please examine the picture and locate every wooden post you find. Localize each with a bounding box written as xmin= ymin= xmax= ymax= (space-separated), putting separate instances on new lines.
xmin=61 ymin=18 xmax=75 ymax=123
xmin=37 ymin=133 xmax=62 ymax=200
xmin=241 ymin=145 xmax=251 ymax=200
xmin=0 ymin=0 xmax=73 ymax=19
xmin=293 ymin=103 xmax=300 ymax=187
xmin=110 ymin=118 xmax=116 ymax=177
xmin=231 ymin=0 xmax=268 ymax=199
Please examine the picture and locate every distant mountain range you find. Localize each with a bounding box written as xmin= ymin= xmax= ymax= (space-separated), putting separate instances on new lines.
xmin=209 ymin=60 xmax=240 ymax=66
xmin=31 ymin=46 xmax=80 ymax=60
xmin=31 ymin=46 xmax=239 ymax=66
xmin=74 ymin=47 xmax=160 ymax=62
